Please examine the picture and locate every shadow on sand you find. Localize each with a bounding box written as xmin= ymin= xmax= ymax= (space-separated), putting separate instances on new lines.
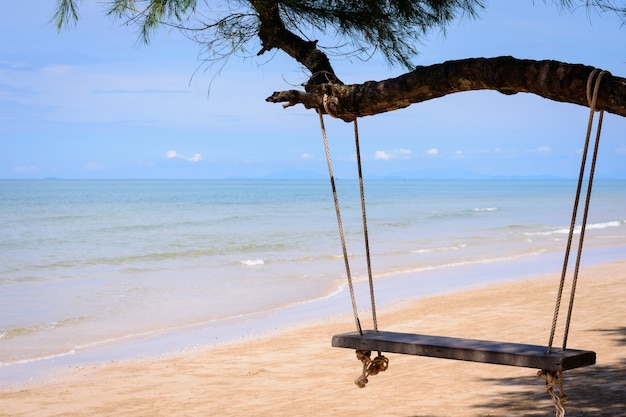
xmin=473 ymin=327 xmax=626 ymax=417
xmin=407 ymin=327 xmax=626 ymax=417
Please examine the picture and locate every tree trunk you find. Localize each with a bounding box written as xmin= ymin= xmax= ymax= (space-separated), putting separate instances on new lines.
xmin=266 ymin=56 xmax=626 ymax=122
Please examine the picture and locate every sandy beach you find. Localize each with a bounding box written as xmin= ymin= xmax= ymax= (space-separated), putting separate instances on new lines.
xmin=2 ymin=261 xmax=624 ymax=417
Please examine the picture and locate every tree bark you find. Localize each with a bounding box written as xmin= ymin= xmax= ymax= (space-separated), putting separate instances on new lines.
xmin=266 ymin=56 xmax=626 ymax=121
xmin=252 ymin=0 xmax=341 ymax=89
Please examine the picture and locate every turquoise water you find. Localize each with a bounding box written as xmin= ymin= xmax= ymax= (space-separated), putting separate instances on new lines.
xmin=1 ymin=179 xmax=625 ymax=382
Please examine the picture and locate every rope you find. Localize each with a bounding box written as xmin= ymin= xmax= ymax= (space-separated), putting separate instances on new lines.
xmin=319 ymin=109 xmax=388 ymax=385
xmin=352 ymin=118 xmax=388 ymax=384
xmin=546 ymin=69 xmax=608 ymax=352
xmin=537 ymin=370 xmax=567 ymax=417
xmin=353 ymin=118 xmax=379 ymax=332
xmin=561 ymin=70 xmax=607 ymax=350
xmin=322 ymin=94 xmax=337 ymax=119
xmin=318 ymin=109 xmax=362 ymax=335
xmin=354 ymin=350 xmax=389 ymax=388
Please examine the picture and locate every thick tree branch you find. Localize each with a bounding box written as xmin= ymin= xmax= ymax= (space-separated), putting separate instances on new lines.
xmin=252 ymin=0 xmax=341 ymax=89
xmin=266 ymin=56 xmax=626 ymax=121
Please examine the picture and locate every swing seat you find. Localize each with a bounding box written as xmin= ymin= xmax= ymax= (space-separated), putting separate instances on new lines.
xmin=332 ymin=330 xmax=596 ymax=371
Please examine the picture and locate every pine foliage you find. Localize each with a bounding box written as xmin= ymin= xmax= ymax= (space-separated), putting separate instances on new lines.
xmin=53 ymin=0 xmax=626 ymax=69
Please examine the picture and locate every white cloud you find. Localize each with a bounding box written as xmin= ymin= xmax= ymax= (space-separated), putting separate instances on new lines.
xmin=300 ymin=152 xmax=314 ymax=159
xmin=167 ymin=150 xmax=202 ymax=162
xmin=426 ymin=148 xmax=439 ymax=155
xmin=536 ymin=146 xmax=552 ymax=153
xmin=1 ymin=60 xmax=30 ymax=70
xmin=39 ymin=64 xmax=77 ymax=75
xmin=393 ymin=149 xmax=413 ymax=159
xmin=12 ymin=165 xmax=37 ymax=173
xmin=83 ymin=161 xmax=105 ymax=171
xmin=373 ymin=149 xmax=413 ymax=160
xmin=374 ymin=150 xmax=392 ymax=160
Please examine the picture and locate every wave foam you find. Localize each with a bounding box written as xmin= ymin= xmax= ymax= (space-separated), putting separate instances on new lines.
xmin=238 ymin=259 xmax=265 ymax=266
xmin=412 ymin=243 xmax=467 ymax=254
xmin=525 ymin=220 xmax=624 ymax=236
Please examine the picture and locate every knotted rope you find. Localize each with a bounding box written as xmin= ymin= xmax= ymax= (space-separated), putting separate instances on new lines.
xmin=541 ymin=68 xmax=607 ymax=417
xmin=319 ymin=105 xmax=388 ymax=387
xmin=537 ymin=370 xmax=568 ymax=417
xmin=355 ymin=350 xmax=389 ymax=388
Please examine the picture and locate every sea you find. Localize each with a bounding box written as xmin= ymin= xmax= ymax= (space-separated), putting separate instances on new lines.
xmin=1 ymin=179 xmax=625 ymax=386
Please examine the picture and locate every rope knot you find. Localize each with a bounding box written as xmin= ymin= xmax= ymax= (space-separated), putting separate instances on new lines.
xmin=322 ymin=93 xmax=340 ymax=119
xmin=322 ymin=93 xmax=356 ymax=121
xmin=354 ymin=350 xmax=389 ymax=388
xmin=586 ymin=69 xmax=609 ymax=112
xmin=537 ymin=370 xmax=567 ymax=417
xmin=368 ymin=354 xmax=389 ymax=375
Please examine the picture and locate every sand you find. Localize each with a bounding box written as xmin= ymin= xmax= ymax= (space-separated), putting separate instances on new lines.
xmin=1 ymin=261 xmax=625 ymax=417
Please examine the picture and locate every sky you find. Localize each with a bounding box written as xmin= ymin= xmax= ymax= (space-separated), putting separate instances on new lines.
xmin=1 ymin=1 xmax=626 ymax=179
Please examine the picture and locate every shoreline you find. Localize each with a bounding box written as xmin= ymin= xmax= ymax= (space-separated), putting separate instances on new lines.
xmin=2 ymin=260 xmax=624 ymax=416
xmin=1 ymin=244 xmax=625 ymax=389
xmin=1 ymin=260 xmax=625 ymax=416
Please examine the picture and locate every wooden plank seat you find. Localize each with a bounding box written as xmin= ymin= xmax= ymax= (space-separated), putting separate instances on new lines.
xmin=332 ymin=330 xmax=596 ymax=371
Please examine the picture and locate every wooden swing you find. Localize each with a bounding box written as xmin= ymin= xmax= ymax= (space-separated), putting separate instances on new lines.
xmin=319 ymin=70 xmax=609 ymax=416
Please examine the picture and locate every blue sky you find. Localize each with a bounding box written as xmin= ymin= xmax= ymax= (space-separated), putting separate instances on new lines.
xmin=2 ymin=2 xmax=626 ymax=179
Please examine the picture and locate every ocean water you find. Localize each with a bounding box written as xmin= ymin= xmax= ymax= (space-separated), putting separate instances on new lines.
xmin=1 ymin=179 xmax=625 ymax=383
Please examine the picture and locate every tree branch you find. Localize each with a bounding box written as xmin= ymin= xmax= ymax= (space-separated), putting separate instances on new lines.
xmin=252 ymin=0 xmax=341 ymax=89
xmin=266 ymin=56 xmax=626 ymax=121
